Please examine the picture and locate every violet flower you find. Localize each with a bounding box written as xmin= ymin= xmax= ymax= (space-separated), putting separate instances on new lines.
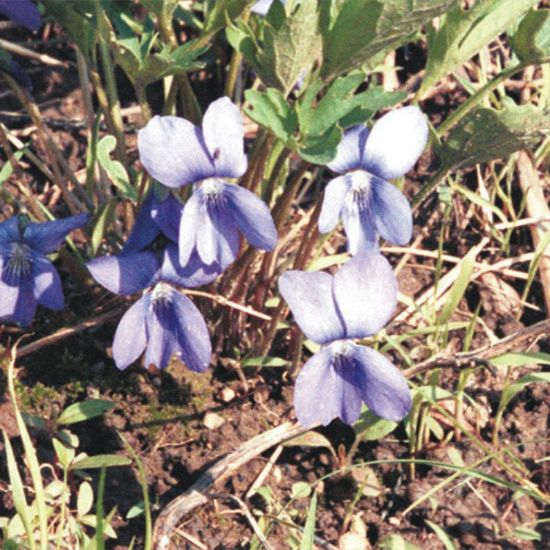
xmin=0 ymin=213 xmax=88 ymax=326
xmin=87 ymin=245 xmax=215 ymax=371
xmin=279 ymin=251 xmax=411 ymax=427
xmin=319 ymin=106 xmax=428 ymax=254
xmin=0 ymin=0 xmax=42 ymax=31
xmin=138 ymin=97 xmax=277 ymax=270
xmin=121 ymin=189 xmax=182 ymax=255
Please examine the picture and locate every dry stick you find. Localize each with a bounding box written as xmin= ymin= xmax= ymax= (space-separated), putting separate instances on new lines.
xmin=5 ymin=75 xmax=90 ymax=212
xmin=152 ymin=421 xmax=309 ymax=550
xmin=516 ymin=150 xmax=550 ymax=315
xmin=0 ymin=37 xmax=69 ymax=67
xmin=15 ymin=310 xmax=121 ymax=359
xmin=404 ymin=317 xmax=550 ymax=378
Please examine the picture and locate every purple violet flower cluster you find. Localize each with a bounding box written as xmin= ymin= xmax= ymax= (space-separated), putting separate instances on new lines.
xmin=279 ymin=106 xmax=428 ymax=427
xmin=88 ymin=98 xmax=277 ymax=372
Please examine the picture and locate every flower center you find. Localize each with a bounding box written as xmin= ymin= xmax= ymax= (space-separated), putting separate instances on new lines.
xmin=4 ymin=242 xmax=32 ymax=281
xmin=329 ymin=339 xmax=354 ymax=358
xmin=349 ymin=170 xmax=372 ymax=208
xmin=199 ymin=178 xmax=226 ymax=209
xmin=151 ymin=281 xmax=173 ymax=304
xmin=201 ymin=178 xmax=223 ymax=197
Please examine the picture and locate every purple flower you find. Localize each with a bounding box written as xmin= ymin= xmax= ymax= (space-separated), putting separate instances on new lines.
xmin=319 ymin=106 xmax=428 ymax=254
xmin=0 ymin=0 xmax=42 ymax=31
xmin=87 ymin=245 xmax=215 ymax=371
xmin=138 ymin=97 xmax=277 ymax=270
xmin=278 ymin=252 xmax=411 ymax=427
xmin=121 ymin=190 xmax=182 ymax=255
xmin=0 ymin=213 xmax=88 ymax=327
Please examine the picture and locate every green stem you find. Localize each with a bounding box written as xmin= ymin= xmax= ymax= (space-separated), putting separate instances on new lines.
xmin=95 ymin=1 xmax=128 ymax=165
xmin=158 ymin=10 xmax=202 ymax=123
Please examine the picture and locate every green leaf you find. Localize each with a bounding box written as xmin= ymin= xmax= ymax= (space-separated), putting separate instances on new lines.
xmin=354 ymin=409 xmax=398 ymax=441
xmin=437 ymin=244 xmax=479 ymax=325
xmin=53 ymin=436 xmax=76 ymax=470
xmin=490 ymin=352 xmax=550 ymax=367
xmin=91 ymin=200 xmax=117 ymax=256
xmin=126 ymin=502 xmax=145 ymax=519
xmin=21 ymin=412 xmax=47 ymax=431
xmin=511 ymin=526 xmax=541 ymax=541
xmin=297 ymin=73 xmax=406 ymax=138
xmin=498 ymin=372 xmax=550 ymax=413
xmin=2 ymin=431 xmax=34 ymax=545
xmin=300 ymin=491 xmax=317 ymax=550
xmin=321 ymin=0 xmax=454 ymax=80
xmin=204 ymin=0 xmax=253 ymax=35
xmin=245 ymin=88 xmax=298 ymax=143
xmin=291 ymin=482 xmax=311 ymax=499
xmin=77 ymin=481 xmax=94 ymax=517
xmin=425 ymin=521 xmax=457 ymax=550
xmin=241 ymin=355 xmax=289 ymax=367
xmin=298 ymin=125 xmax=342 ymax=164
xmin=420 ymin=0 xmax=538 ymax=96
xmin=440 ymin=103 xmax=550 ymax=171
xmin=511 ymin=8 xmax=550 ymax=62
xmin=256 ymin=1 xmax=321 ymax=94
xmin=42 ymin=1 xmax=96 ymax=56
xmin=97 ymin=136 xmax=137 ymax=200
xmin=57 ymin=399 xmax=115 ymax=425
xmin=71 ymin=454 xmax=132 ymax=470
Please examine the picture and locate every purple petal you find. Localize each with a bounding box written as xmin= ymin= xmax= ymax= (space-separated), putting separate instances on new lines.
xmin=31 ymin=254 xmax=64 ymax=311
xmin=144 ymin=285 xmax=211 ymax=371
xmin=202 ymin=98 xmax=247 ymax=179
xmin=87 ymin=251 xmax=159 ymax=296
xmin=318 ymin=174 xmax=351 ymax=234
xmin=161 ymin=244 xmax=223 ymax=288
xmin=4 ymin=58 xmax=32 ymax=90
xmin=0 ymin=276 xmax=36 ymax=327
xmin=333 ymin=252 xmax=397 ymax=338
xmin=278 ymin=270 xmax=345 ymax=345
xmin=294 ymin=346 xmax=363 ymax=427
xmin=0 ymin=0 xmax=42 ymax=31
xmin=372 ymin=176 xmax=412 ymax=245
xmin=327 ymin=126 xmax=370 ymax=174
xmin=363 ymin=106 xmax=428 ymax=180
xmin=347 ymin=345 xmax=411 ymax=421
xmin=112 ymin=295 xmax=149 ymax=370
xmin=23 ymin=213 xmax=89 ymax=254
xmin=178 ymin=190 xmax=201 ymax=266
xmin=138 ymin=116 xmax=214 ymax=188
xmin=121 ymin=192 xmax=160 ymax=255
xmin=151 ymin=192 xmax=182 ymax=243
xmin=223 ymin=184 xmax=277 ymax=251
xmin=195 ymin=202 xmax=239 ymax=268
xmin=341 ymin=192 xmax=378 ymax=255
xmin=0 ymin=216 xmax=22 ymax=244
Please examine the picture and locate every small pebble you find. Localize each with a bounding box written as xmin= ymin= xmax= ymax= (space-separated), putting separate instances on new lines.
xmin=220 ymin=387 xmax=236 ymax=402
xmin=203 ymin=412 xmax=225 ymax=430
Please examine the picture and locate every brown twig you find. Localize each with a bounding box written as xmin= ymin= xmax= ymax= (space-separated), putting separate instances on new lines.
xmin=404 ymin=318 xmax=550 ymax=378
xmin=516 ymin=150 xmax=550 ymax=315
xmin=152 ymin=421 xmax=309 ymax=550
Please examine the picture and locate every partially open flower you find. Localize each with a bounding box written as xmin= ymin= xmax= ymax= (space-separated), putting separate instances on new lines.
xmin=0 ymin=213 xmax=88 ymax=326
xmin=279 ymin=252 xmax=411 ymax=426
